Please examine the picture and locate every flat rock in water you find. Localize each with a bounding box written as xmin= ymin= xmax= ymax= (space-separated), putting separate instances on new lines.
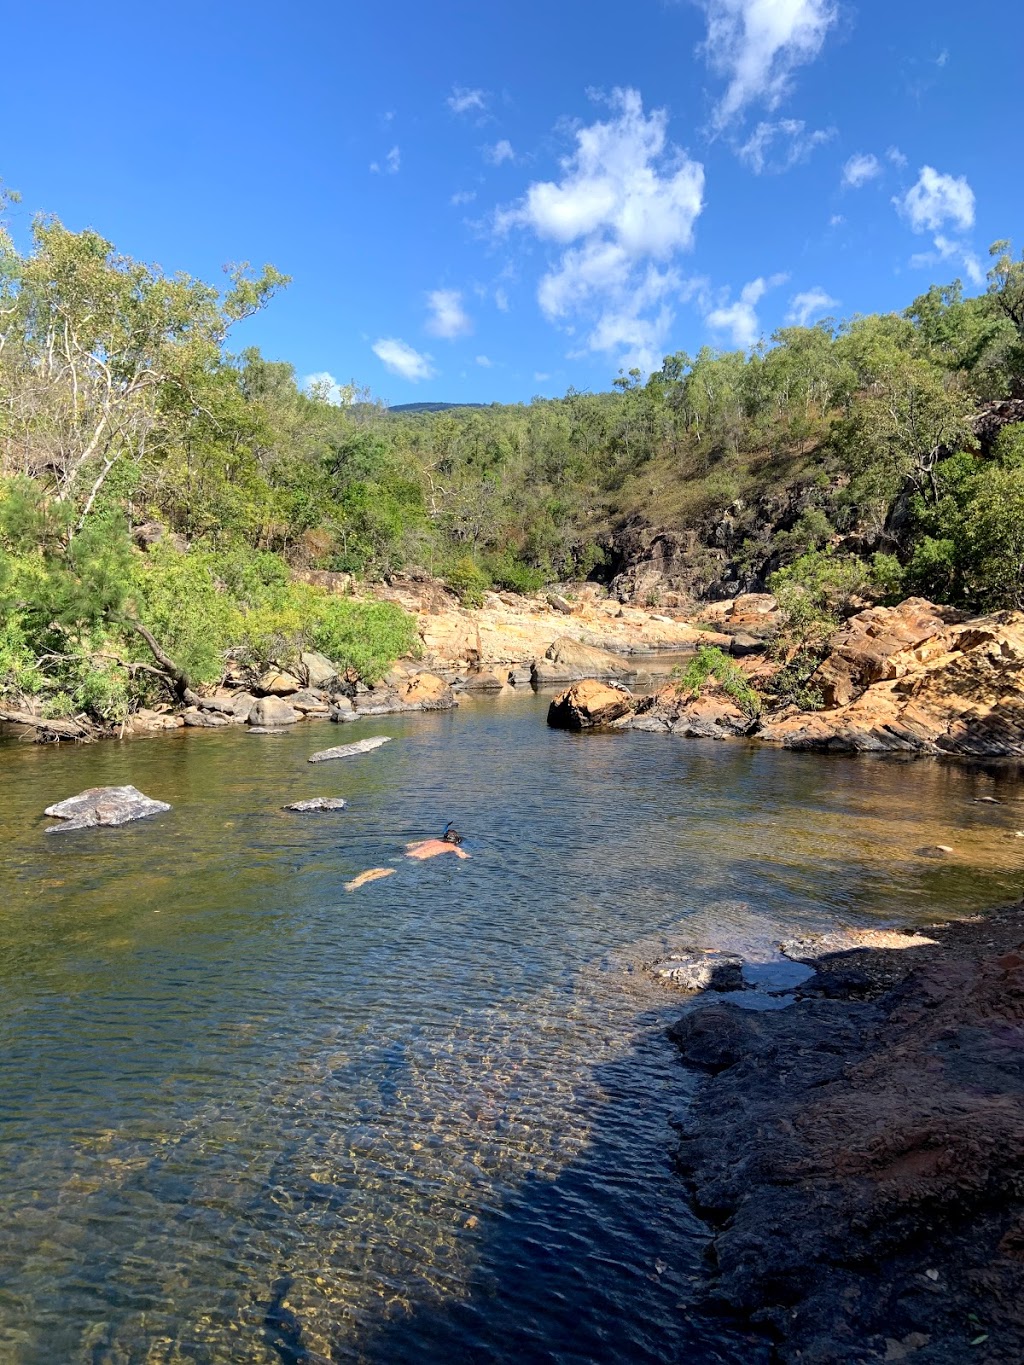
xmin=308 ymin=736 xmax=392 ymax=764
xmin=248 ymin=727 xmax=287 ymax=735
xmin=285 ymin=798 xmax=348 ymax=811
xmin=44 ymin=785 xmax=171 ymax=833
xmin=651 ymin=951 xmax=745 ymax=992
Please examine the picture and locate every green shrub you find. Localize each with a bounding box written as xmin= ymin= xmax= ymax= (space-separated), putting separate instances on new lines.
xmin=483 ymin=551 xmax=546 ymax=595
xmin=445 ymin=555 xmax=490 ymax=608
xmin=671 ymin=645 xmax=761 ymax=718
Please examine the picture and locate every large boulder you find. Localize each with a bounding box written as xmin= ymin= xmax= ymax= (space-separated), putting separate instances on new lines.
xmin=299 ymin=651 xmax=339 ymax=688
xmin=256 ymin=670 xmax=302 ymax=697
xmin=45 ymin=785 xmax=171 ymax=832
xmin=547 ymin=679 xmax=634 ymax=730
xmin=400 ymin=672 xmax=455 ymax=709
xmin=532 ymin=636 xmax=631 ymax=685
xmin=287 ymin=689 xmax=331 ymax=714
xmin=462 ymin=668 xmax=505 ymax=692
xmin=249 ymin=696 xmax=301 ymax=727
xmin=182 ymin=707 xmax=231 ymax=728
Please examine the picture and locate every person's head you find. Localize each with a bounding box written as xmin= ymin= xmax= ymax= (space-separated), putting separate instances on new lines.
xmin=442 ymin=821 xmax=462 ymax=845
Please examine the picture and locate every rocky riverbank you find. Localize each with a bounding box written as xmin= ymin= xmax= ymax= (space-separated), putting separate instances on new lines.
xmin=665 ymin=904 xmax=1024 ymax=1363
xmin=552 ymin=596 xmax=1024 ymax=758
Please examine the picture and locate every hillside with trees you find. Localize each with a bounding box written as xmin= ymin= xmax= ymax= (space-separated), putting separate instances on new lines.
xmin=2 ymin=182 xmax=1024 ymax=726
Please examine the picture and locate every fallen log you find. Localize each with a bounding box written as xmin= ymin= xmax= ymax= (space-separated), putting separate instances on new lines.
xmin=0 ymin=707 xmax=94 ymax=741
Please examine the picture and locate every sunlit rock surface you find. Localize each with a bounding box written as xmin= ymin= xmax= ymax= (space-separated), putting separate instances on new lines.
xmin=44 ymin=785 xmax=171 ymax=832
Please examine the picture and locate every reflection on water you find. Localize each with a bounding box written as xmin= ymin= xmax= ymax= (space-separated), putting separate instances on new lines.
xmin=1 ymin=695 xmax=1023 ymax=1362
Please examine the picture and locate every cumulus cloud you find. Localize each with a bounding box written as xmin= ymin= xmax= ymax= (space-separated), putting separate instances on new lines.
xmin=786 ymin=287 xmax=838 ymax=326
xmin=370 ymin=145 xmax=400 ymax=175
xmin=371 ymin=338 xmax=436 ymax=382
xmin=895 ymin=165 xmax=975 ymax=233
xmin=485 ymin=139 xmax=516 ymax=166
xmin=706 ymin=273 xmax=787 ymax=348
xmin=702 ymin=0 xmax=838 ymax=126
xmin=738 ymin=118 xmax=833 ymax=174
xmin=496 ymin=87 xmax=705 ymax=372
xmin=896 ymin=166 xmax=980 ymax=286
xmin=887 ymin=145 xmax=908 ymax=168
xmin=425 ymin=289 xmax=473 ymax=339
xmin=447 ymin=86 xmax=487 ymax=115
xmin=302 ymin=372 xmax=351 ymax=405
xmin=841 ymin=152 xmax=881 ymax=188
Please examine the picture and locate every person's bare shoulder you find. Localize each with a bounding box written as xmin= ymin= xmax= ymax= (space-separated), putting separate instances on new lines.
xmin=406 ymin=839 xmax=471 ymax=860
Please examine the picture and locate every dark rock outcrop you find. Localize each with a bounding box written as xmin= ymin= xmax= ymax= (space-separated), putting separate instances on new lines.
xmin=669 ymin=907 xmax=1024 ymax=1362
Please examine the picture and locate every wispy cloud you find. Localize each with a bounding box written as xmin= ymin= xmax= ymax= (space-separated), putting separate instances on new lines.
xmin=450 ymin=189 xmax=477 ymax=206
xmin=494 ymin=287 xmax=510 ymax=312
xmin=447 ymin=86 xmax=487 ymax=115
xmin=841 ymin=152 xmax=881 ymax=189
xmin=701 ymin=0 xmax=838 ymax=127
xmin=485 ymin=139 xmax=516 ymax=166
xmin=786 ymin=287 xmax=838 ymax=326
xmin=371 ymin=338 xmax=436 ymax=382
xmin=496 ymin=87 xmax=705 ymax=372
xmin=475 ymin=354 xmax=494 ymax=368
xmin=705 ymin=273 xmax=788 ymax=348
xmin=425 ymin=289 xmax=473 ymax=339
xmin=738 ymin=118 xmax=833 ymax=174
xmin=370 ymin=145 xmax=401 ymax=175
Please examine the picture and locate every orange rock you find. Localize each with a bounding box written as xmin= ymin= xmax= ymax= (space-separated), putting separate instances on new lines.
xmin=546 ymin=679 xmax=633 ymax=730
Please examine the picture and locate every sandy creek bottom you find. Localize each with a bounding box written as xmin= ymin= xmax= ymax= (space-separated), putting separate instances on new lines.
xmin=2 ymin=691 xmax=1023 ymax=1363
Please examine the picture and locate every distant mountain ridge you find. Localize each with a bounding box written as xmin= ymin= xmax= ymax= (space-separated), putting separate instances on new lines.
xmin=387 ymin=401 xmax=489 ymax=414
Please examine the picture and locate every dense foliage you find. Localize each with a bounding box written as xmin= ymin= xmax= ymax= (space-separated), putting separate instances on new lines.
xmin=2 ymin=183 xmax=1024 ymax=721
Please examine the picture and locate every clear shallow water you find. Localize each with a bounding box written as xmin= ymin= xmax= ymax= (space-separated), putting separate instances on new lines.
xmin=2 ymin=695 xmax=1024 ymax=1363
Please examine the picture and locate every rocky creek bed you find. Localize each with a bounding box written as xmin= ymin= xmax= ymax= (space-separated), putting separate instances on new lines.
xmin=667 ymin=904 xmax=1024 ymax=1363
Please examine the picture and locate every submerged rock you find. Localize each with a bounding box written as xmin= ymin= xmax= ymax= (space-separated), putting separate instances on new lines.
xmin=44 ymin=785 xmax=171 ymax=832
xmin=652 ymin=951 xmax=745 ymax=993
xmin=284 ymin=797 xmax=348 ymax=811
xmin=308 ymin=736 xmax=392 ymax=764
xmin=546 ymin=679 xmax=634 ymax=730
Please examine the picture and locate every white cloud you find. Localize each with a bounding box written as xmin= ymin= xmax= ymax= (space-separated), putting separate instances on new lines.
xmin=485 ymin=139 xmax=516 ymax=166
xmin=534 ymin=371 xmax=551 ymax=382
xmin=829 ymin=213 xmax=845 ymax=227
xmin=887 ymin=145 xmax=908 ymax=168
xmin=447 ymin=86 xmax=487 ymax=115
xmin=425 ymin=288 xmax=473 ymax=339
xmin=370 ymin=145 xmax=400 ymax=175
xmin=786 ymin=286 xmax=838 ymax=326
xmin=706 ymin=273 xmax=787 ymax=348
xmin=450 ymin=189 xmax=476 ymax=206
xmin=371 ymin=338 xmax=436 ymax=382
xmin=702 ymin=0 xmax=838 ymax=126
xmin=738 ymin=118 xmax=833 ymax=174
xmin=895 ymin=165 xmax=975 ymax=233
xmin=841 ymin=152 xmax=881 ymax=189
xmin=475 ymin=354 xmax=494 ymax=368
xmin=494 ymin=287 xmax=510 ymax=312
xmin=496 ymin=87 xmax=705 ymax=372
xmin=910 ymin=234 xmax=986 ymax=287
xmin=302 ymin=371 xmax=352 ymax=405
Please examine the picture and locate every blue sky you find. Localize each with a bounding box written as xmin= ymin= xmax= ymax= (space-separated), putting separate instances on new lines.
xmin=1 ymin=1 xmax=1020 ymax=404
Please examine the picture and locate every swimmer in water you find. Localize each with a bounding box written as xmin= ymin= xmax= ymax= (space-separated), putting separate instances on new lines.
xmin=406 ymin=821 xmax=471 ymax=860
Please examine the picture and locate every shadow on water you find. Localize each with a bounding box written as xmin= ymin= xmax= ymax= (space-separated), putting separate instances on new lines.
xmin=256 ymin=1008 xmax=769 ymax=1365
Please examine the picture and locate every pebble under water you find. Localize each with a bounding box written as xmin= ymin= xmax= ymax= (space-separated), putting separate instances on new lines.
xmin=2 ymin=691 xmax=1024 ymax=1364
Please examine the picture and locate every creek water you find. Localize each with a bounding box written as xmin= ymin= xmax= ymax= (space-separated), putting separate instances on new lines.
xmin=2 ymin=693 xmax=1023 ymax=1364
